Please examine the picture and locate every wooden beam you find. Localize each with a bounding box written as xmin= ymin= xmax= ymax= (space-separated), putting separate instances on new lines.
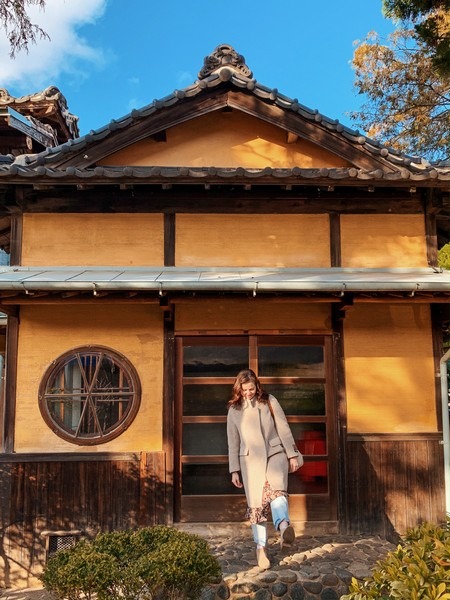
xmin=163 ymin=305 xmax=175 ymax=524
xmin=329 ymin=213 xmax=341 ymax=268
xmin=164 ymin=212 xmax=175 ymax=266
xmin=425 ymin=190 xmax=438 ymax=267
xmin=2 ymin=313 xmax=19 ymax=453
xmin=0 ymin=304 xmax=18 ymax=317
xmin=9 ymin=212 xmax=22 ymax=266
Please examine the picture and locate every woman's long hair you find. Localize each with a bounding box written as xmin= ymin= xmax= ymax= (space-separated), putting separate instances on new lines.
xmin=227 ymin=369 xmax=268 ymax=409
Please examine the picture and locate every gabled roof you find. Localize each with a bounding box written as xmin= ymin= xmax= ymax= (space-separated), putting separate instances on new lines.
xmin=1 ymin=44 xmax=449 ymax=186
xmin=0 ymin=86 xmax=79 ymax=144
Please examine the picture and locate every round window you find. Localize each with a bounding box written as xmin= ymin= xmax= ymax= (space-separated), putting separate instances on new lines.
xmin=39 ymin=346 xmax=141 ymax=445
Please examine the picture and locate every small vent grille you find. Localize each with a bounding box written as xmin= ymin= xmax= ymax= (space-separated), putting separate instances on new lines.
xmin=48 ymin=534 xmax=77 ymax=558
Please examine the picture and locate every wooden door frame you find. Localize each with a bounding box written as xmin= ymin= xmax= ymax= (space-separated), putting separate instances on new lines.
xmin=174 ymin=331 xmax=338 ymax=523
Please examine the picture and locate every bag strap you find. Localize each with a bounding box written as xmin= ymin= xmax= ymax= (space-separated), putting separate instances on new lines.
xmin=268 ymin=398 xmax=275 ymax=421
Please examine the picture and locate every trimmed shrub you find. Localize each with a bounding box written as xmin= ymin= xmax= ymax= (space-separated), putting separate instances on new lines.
xmin=40 ymin=525 xmax=221 ymax=600
xmin=341 ymin=519 xmax=450 ymax=600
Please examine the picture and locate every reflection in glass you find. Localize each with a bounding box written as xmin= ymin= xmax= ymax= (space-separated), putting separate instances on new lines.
xmin=259 ymin=346 xmax=324 ymax=377
xmin=288 ymin=464 xmax=328 ymax=494
xmin=184 ymin=346 xmax=248 ymax=377
xmin=290 ymin=423 xmax=327 ymax=454
xmin=184 ymin=385 xmax=230 ymax=416
xmin=182 ymin=464 xmax=244 ymax=495
xmin=264 ymin=384 xmax=325 ymax=415
xmin=182 ymin=423 xmax=228 ymax=455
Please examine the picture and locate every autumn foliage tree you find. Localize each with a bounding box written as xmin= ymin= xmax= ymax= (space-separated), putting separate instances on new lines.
xmin=0 ymin=0 xmax=49 ymax=57
xmin=351 ymin=27 xmax=450 ymax=160
xmin=383 ymin=0 xmax=450 ymax=75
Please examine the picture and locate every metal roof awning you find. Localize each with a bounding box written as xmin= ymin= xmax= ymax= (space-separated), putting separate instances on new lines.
xmin=0 ymin=266 xmax=448 ymax=295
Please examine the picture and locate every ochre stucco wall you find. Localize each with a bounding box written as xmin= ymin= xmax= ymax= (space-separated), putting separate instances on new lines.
xmin=175 ymin=214 xmax=331 ymax=267
xmin=341 ymin=214 xmax=428 ymax=267
xmin=176 ymin=299 xmax=331 ymax=331
xmin=22 ymin=214 xmax=164 ymax=266
xmin=15 ymin=304 xmax=163 ymax=452
xmin=99 ymin=111 xmax=351 ymax=169
xmin=344 ymin=303 xmax=436 ymax=433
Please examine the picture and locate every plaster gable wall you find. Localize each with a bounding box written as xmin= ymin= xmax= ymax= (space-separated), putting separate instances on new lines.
xmin=98 ymin=111 xmax=351 ymax=169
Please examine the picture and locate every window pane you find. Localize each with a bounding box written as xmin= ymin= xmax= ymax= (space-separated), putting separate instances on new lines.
xmin=184 ymin=384 xmax=230 ymax=416
xmin=288 ymin=464 xmax=328 ymax=494
xmin=258 ymin=346 xmax=324 ymax=377
xmin=182 ymin=464 xmax=244 ymax=495
xmin=183 ymin=345 xmax=248 ymax=377
xmin=182 ymin=423 xmax=228 ymax=455
xmin=264 ymin=384 xmax=325 ymax=415
xmin=40 ymin=346 xmax=140 ymax=445
xmin=290 ymin=423 xmax=327 ymax=452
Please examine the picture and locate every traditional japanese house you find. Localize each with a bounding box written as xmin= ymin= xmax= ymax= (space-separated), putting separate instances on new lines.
xmin=0 ymin=45 xmax=449 ymax=587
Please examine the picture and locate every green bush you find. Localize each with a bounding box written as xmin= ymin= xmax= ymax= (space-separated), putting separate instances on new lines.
xmin=438 ymin=243 xmax=450 ymax=270
xmin=40 ymin=525 xmax=221 ymax=600
xmin=341 ymin=519 xmax=450 ymax=600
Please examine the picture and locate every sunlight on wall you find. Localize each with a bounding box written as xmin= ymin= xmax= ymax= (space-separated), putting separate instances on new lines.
xmin=175 ymin=214 xmax=330 ymax=267
xmin=341 ymin=214 xmax=428 ymax=267
xmin=99 ymin=111 xmax=351 ymax=169
xmin=344 ymin=303 xmax=436 ymax=432
xmin=15 ymin=305 xmax=164 ymax=452
xmin=22 ymin=214 xmax=164 ymax=266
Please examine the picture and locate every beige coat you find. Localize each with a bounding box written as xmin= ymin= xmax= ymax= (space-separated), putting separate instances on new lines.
xmin=227 ymin=395 xmax=300 ymax=509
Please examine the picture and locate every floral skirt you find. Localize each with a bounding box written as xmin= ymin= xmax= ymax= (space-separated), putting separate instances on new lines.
xmin=245 ymin=480 xmax=288 ymax=525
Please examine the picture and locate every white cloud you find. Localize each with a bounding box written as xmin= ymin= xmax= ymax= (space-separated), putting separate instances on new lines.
xmin=0 ymin=0 xmax=108 ymax=92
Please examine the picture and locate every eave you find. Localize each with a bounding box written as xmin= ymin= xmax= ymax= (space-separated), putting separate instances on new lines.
xmin=0 ymin=165 xmax=449 ymax=188
xmin=0 ymin=267 xmax=448 ymax=296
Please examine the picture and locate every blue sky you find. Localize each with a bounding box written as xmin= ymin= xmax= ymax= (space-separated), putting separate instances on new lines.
xmin=0 ymin=0 xmax=396 ymax=137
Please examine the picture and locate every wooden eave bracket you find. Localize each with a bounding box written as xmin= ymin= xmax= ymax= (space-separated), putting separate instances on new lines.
xmin=334 ymin=293 xmax=354 ymax=321
xmin=0 ymin=303 xmax=18 ymax=317
xmin=159 ymin=294 xmax=174 ymax=322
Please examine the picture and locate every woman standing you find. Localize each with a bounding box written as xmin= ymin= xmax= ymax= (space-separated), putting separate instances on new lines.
xmin=227 ymin=369 xmax=303 ymax=570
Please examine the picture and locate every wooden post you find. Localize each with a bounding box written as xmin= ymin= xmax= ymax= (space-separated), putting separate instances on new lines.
xmin=2 ymin=314 xmax=19 ymax=453
xmin=329 ymin=213 xmax=341 ymax=267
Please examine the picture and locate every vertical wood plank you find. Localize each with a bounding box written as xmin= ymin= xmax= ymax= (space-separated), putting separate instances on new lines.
xmin=345 ymin=438 xmax=445 ymax=536
xmin=163 ymin=307 xmax=175 ymax=524
xmin=331 ymin=305 xmax=347 ymax=531
xmin=9 ymin=212 xmax=23 ymax=267
xmin=425 ymin=191 xmax=438 ymax=267
xmin=2 ymin=314 xmax=19 ymax=453
xmin=329 ymin=213 xmax=341 ymax=267
xmin=431 ymin=304 xmax=444 ymax=431
xmin=164 ymin=212 xmax=175 ymax=266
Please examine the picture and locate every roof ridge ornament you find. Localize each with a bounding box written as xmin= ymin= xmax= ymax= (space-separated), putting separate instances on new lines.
xmin=198 ymin=44 xmax=253 ymax=79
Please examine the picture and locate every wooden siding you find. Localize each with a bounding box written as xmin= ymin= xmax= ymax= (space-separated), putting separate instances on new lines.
xmin=175 ymin=214 xmax=331 ymax=267
xmin=0 ymin=452 xmax=166 ymax=587
xmin=340 ymin=214 xmax=428 ymax=268
xmin=344 ymin=303 xmax=436 ymax=433
xmin=345 ymin=435 xmax=445 ymax=536
xmin=21 ymin=213 xmax=164 ymax=266
xmin=15 ymin=305 xmax=164 ymax=453
xmin=99 ymin=111 xmax=351 ymax=169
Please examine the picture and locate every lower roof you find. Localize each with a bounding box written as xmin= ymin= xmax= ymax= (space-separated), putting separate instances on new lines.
xmin=0 ymin=266 xmax=448 ymax=295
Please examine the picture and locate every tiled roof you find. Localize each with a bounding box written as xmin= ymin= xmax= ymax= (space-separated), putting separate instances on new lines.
xmin=1 ymin=164 xmax=449 ymax=183
xmin=0 ymin=266 xmax=449 ymax=294
xmin=0 ymin=45 xmax=448 ymax=183
xmin=0 ymin=86 xmax=79 ymax=139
